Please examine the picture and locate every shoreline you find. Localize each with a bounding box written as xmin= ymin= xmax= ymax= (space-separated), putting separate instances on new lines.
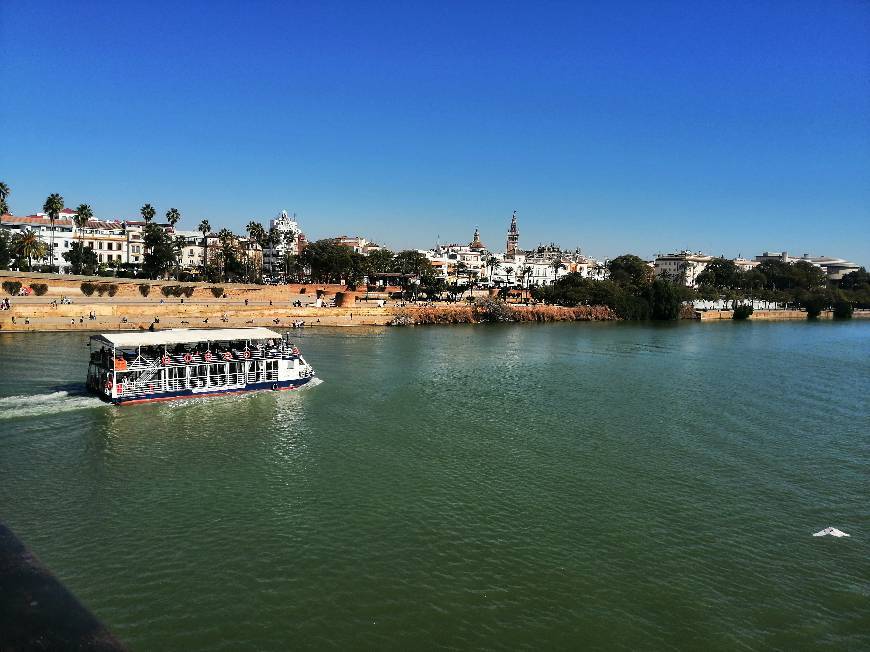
xmin=2 ymin=303 xmax=866 ymax=333
xmin=0 ymin=272 xmax=866 ymax=333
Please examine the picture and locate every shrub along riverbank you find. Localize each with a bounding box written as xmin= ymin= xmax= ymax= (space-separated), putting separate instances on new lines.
xmin=389 ymin=298 xmax=616 ymax=325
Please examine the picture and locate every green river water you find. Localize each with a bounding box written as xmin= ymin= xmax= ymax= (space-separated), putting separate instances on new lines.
xmin=1 ymin=322 xmax=868 ymax=650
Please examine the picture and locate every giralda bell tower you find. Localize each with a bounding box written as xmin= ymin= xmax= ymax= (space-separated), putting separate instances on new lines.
xmin=506 ymin=211 xmax=520 ymax=255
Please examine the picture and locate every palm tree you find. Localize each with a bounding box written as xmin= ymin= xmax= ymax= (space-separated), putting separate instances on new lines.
xmin=504 ymin=266 xmax=514 ymax=287
xmin=454 ymin=261 xmax=468 ymax=301
xmin=245 ymin=221 xmax=266 ymax=281
xmin=73 ymin=204 xmax=93 ymax=241
xmin=140 ymin=204 xmax=156 ymax=224
xmin=42 ymin=193 xmax=64 ymax=271
xmin=520 ymin=265 xmax=532 ymax=288
xmin=14 ymin=230 xmax=47 ymax=271
xmin=217 ymin=228 xmax=234 ymax=281
xmin=165 ymin=208 xmax=181 ymax=229
xmin=173 ymin=235 xmax=187 ymax=279
xmin=0 ymin=181 xmax=10 ymax=215
xmin=282 ymin=229 xmax=297 ymax=279
xmin=198 ymin=219 xmax=211 ymax=276
xmin=550 ymin=258 xmax=565 ymax=284
xmin=486 ymin=255 xmax=501 ymax=284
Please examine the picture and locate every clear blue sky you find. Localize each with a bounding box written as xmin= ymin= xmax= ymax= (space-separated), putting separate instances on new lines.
xmin=2 ymin=0 xmax=868 ymax=264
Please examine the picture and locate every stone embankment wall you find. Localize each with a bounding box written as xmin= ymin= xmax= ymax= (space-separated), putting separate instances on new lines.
xmin=696 ymin=309 xmax=835 ymax=320
xmin=0 ymin=272 xmax=398 ymax=331
xmin=0 ymin=303 xmax=396 ymax=332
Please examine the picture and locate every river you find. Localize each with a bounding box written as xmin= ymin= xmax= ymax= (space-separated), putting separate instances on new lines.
xmin=1 ymin=322 xmax=868 ymax=650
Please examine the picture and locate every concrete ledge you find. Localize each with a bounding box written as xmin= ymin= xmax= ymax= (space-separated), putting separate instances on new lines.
xmin=697 ymin=309 xmax=834 ymax=320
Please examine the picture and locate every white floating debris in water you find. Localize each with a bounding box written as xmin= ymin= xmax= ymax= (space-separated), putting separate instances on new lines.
xmin=813 ymin=527 xmax=850 ymax=538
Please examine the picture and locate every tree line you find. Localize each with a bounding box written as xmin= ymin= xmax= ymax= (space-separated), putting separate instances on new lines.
xmin=531 ymin=254 xmax=868 ymax=319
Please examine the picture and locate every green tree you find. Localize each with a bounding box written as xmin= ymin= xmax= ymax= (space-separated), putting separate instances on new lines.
xmin=0 ymin=181 xmax=10 ymax=215
xmin=832 ymin=300 xmax=853 ymax=319
xmin=608 ymin=254 xmax=652 ymax=290
xmin=14 ymin=231 xmax=47 ymax=271
xmin=198 ymin=219 xmax=211 ymax=274
xmin=365 ymin=248 xmax=395 ymax=283
xmin=299 ymin=239 xmax=357 ymax=283
xmin=647 ymin=279 xmax=682 ymax=320
xmin=487 ymin=255 xmax=501 ymax=283
xmin=392 ymin=250 xmax=430 ymax=276
xmin=452 ymin=261 xmax=469 ymax=300
xmin=62 ymin=241 xmax=98 ymax=275
xmin=245 ymin=221 xmax=266 ymax=281
xmin=73 ymin=204 xmax=93 ymax=242
xmin=803 ymin=292 xmax=829 ymax=318
xmin=0 ymin=230 xmax=13 ymax=269
xmin=42 ymin=193 xmax=64 ymax=270
xmin=142 ymin=223 xmax=176 ymax=279
xmin=839 ymin=267 xmax=870 ymax=290
xmin=282 ymin=230 xmax=298 ymax=279
xmin=696 ymin=258 xmax=739 ymax=291
xmin=791 ymin=260 xmax=827 ymax=290
xmin=140 ymin=203 xmax=156 ymax=224
xmin=519 ymin=265 xmax=532 ymax=288
xmin=420 ymin=273 xmax=447 ymax=299
xmin=172 ymin=235 xmax=187 ymax=279
xmin=165 ymin=207 xmax=181 ymax=228
xmin=550 ymin=258 xmax=565 ymax=284
xmin=217 ymin=229 xmax=235 ymax=282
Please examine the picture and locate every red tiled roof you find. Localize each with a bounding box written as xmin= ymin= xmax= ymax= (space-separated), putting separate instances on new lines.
xmin=0 ymin=214 xmax=74 ymax=227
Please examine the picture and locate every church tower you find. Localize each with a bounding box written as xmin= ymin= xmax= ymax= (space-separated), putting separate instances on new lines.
xmin=506 ymin=211 xmax=519 ymax=255
xmin=469 ymin=227 xmax=485 ymax=251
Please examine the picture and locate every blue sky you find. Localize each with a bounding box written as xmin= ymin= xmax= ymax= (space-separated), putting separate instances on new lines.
xmin=2 ymin=1 xmax=868 ymax=264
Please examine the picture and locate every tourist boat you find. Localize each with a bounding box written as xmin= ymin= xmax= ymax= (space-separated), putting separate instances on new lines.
xmin=86 ymin=328 xmax=315 ymax=405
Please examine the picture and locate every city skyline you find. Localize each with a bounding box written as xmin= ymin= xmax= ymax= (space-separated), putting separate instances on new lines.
xmin=2 ymin=1 xmax=868 ymax=265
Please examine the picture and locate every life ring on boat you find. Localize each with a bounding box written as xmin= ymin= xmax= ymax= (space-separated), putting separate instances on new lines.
xmin=183 ymin=353 xmax=192 ymax=363
xmin=204 ymin=352 xmax=213 ymax=362
xmin=162 ymin=355 xmax=171 ymax=366
xmin=222 ymin=352 xmax=232 ymax=361
xmin=243 ymin=350 xmax=251 ymax=359
xmin=292 ymin=347 xmax=300 ymax=355
xmin=271 ymin=383 xmax=278 ymax=391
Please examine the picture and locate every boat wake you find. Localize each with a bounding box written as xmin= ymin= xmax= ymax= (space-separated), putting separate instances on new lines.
xmin=302 ymin=377 xmax=324 ymax=390
xmin=0 ymin=390 xmax=106 ymax=420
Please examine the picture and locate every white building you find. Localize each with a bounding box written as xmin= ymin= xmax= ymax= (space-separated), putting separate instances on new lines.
xmin=654 ymin=251 xmax=713 ymax=287
xmin=0 ymin=210 xmax=194 ymax=271
xmin=332 ymin=235 xmax=383 ymax=255
xmin=754 ymin=251 xmax=860 ymax=281
xmin=0 ymin=210 xmax=136 ymax=271
xmin=263 ymin=210 xmax=304 ymax=275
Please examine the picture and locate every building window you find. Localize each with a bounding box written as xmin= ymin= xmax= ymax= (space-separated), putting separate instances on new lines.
xmin=98 ymin=254 xmax=103 ymax=262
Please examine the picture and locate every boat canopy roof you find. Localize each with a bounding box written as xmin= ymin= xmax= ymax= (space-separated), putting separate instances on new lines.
xmin=90 ymin=328 xmax=283 ymax=349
